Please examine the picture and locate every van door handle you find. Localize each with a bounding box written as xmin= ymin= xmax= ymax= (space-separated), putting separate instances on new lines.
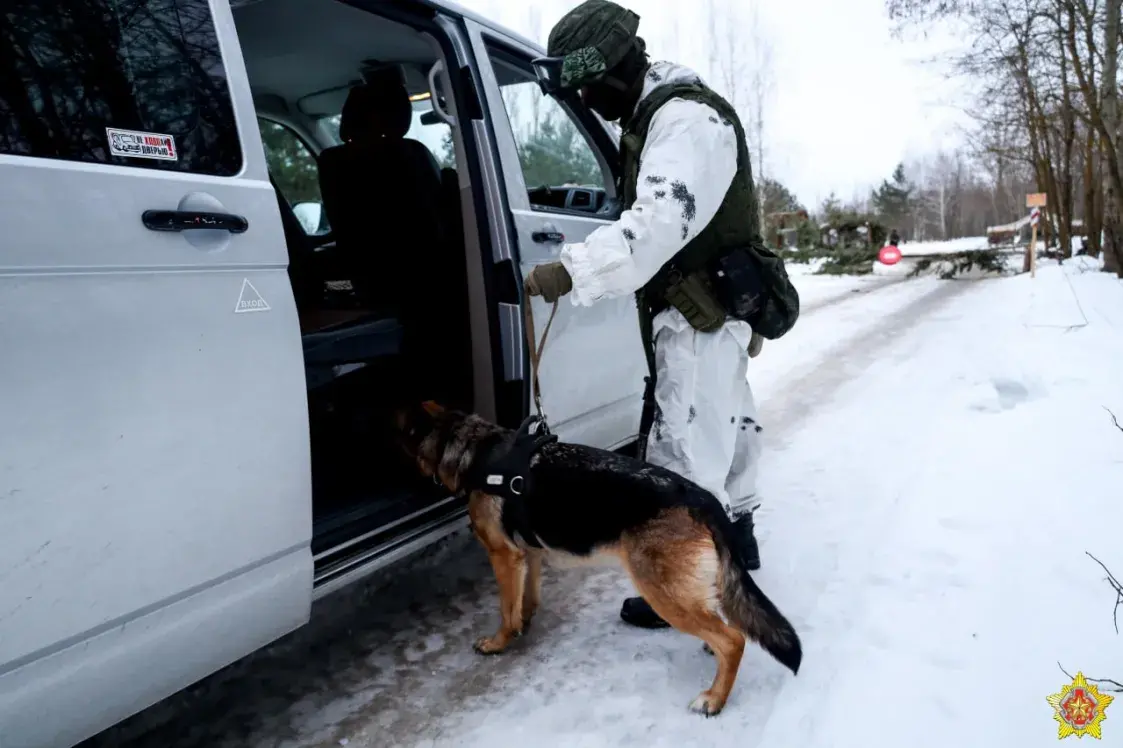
xmin=142 ymin=209 xmax=249 ymax=234
xmin=532 ymin=229 xmax=565 ymax=244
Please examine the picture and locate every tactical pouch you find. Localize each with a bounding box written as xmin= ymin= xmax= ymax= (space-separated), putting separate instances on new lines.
xmin=662 ymin=268 xmax=726 ymax=333
xmin=709 ymin=245 xmax=800 ymax=340
xmin=710 ymin=247 xmax=766 ymax=322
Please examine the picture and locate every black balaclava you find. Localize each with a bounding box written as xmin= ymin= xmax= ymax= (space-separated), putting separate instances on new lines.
xmin=580 ymin=43 xmax=649 ymax=124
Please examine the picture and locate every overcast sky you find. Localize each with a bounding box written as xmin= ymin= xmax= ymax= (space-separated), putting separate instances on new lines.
xmin=456 ymin=0 xmax=969 ymax=210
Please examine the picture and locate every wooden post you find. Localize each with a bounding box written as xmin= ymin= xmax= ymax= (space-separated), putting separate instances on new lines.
xmin=1029 ymin=221 xmax=1038 ymax=277
xmin=1025 ymin=193 xmax=1047 ymax=277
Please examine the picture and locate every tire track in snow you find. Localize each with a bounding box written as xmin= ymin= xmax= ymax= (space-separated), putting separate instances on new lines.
xmin=798 ymin=276 xmax=904 ymax=317
xmin=759 ymin=278 xmax=978 ymax=443
xmin=734 ymin=278 xmax=989 ymax=744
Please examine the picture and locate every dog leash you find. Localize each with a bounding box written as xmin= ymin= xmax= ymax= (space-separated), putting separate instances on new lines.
xmin=523 ymin=298 xmax=559 ymax=422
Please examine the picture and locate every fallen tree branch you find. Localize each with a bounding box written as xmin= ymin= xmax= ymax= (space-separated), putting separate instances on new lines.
xmin=906 ymin=250 xmax=1009 ymax=280
xmin=1105 ymin=407 xmax=1123 ymax=434
xmin=1057 ymin=662 xmax=1123 ymax=693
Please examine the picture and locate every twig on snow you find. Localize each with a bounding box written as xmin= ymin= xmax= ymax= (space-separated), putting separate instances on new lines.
xmin=1086 ymin=552 xmax=1123 ymax=634
xmin=1106 ymin=407 xmax=1123 ymax=434
xmin=1058 ymin=662 xmax=1123 ymax=693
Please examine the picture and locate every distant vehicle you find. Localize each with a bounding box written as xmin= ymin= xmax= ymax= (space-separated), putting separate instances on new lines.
xmin=0 ymin=1 xmax=646 ymax=745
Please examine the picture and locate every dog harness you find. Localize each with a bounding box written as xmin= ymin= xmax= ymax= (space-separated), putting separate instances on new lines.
xmin=467 ymin=415 xmax=557 ymax=548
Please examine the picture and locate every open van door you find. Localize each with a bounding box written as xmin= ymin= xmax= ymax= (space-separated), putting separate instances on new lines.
xmin=462 ymin=22 xmax=648 ymax=450
xmin=0 ymin=1 xmax=312 ymax=745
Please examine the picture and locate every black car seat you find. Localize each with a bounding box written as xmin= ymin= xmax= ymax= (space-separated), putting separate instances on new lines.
xmin=317 ymin=78 xmax=443 ymax=313
xmin=319 ymin=78 xmax=477 ymax=403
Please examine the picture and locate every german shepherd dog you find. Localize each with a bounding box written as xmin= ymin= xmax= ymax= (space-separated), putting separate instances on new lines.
xmin=394 ymin=402 xmax=801 ymax=716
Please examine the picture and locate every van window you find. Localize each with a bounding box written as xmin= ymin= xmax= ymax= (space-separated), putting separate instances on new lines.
xmin=0 ymin=0 xmax=242 ymax=176
xmin=260 ymin=120 xmax=328 ymax=235
xmin=486 ymin=50 xmax=609 ymax=191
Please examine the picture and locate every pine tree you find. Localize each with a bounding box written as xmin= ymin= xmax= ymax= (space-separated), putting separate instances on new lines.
xmin=820 ymin=191 xmax=843 ymax=222
xmin=870 ymin=163 xmax=913 ymax=229
xmin=259 ymin=121 xmax=321 ymax=205
xmin=516 ymin=113 xmax=602 ymax=188
xmin=760 ymin=177 xmax=805 ymax=216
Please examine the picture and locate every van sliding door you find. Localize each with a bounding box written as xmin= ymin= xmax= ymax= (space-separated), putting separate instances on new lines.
xmin=0 ymin=1 xmax=312 ymax=745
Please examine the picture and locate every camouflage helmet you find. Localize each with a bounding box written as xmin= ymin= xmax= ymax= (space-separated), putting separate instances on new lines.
xmin=537 ymin=0 xmax=643 ymax=93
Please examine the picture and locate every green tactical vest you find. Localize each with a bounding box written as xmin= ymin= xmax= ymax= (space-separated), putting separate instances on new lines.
xmin=619 ymin=80 xmax=799 ymax=354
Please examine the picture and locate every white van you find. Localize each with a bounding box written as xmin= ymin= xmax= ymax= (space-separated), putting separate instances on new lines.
xmin=0 ymin=1 xmax=647 ymax=745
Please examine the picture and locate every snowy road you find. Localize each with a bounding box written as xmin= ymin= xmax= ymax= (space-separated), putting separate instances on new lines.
xmin=84 ymin=262 xmax=1123 ymax=748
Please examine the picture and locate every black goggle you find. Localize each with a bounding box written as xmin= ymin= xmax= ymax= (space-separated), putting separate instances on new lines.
xmin=531 ymin=56 xmax=566 ymax=96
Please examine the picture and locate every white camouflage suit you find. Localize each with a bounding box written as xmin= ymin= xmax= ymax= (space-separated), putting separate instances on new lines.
xmin=559 ymin=61 xmax=762 ymax=519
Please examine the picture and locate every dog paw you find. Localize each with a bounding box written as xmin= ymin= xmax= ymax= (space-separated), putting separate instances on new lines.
xmin=473 ymin=636 xmax=508 ymax=655
xmin=689 ymin=692 xmax=724 ymax=717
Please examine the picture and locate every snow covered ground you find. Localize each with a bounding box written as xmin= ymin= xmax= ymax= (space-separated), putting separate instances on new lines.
xmin=784 ymin=258 xmax=897 ymax=309
xmin=86 ymin=260 xmax=1123 ymax=748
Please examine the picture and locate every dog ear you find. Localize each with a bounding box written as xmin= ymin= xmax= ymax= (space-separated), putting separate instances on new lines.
xmin=421 ymin=400 xmax=445 ymax=417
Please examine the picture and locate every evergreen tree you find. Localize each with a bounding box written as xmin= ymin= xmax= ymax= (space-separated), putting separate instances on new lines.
xmin=870 ymin=163 xmax=913 ymax=228
xmin=516 ymin=112 xmax=602 ymax=188
xmin=820 ymin=191 xmax=843 ymax=222
xmin=259 ymin=121 xmax=321 ymax=205
xmin=437 ymin=113 xmax=601 ymax=188
xmin=760 ymin=177 xmax=805 ymax=216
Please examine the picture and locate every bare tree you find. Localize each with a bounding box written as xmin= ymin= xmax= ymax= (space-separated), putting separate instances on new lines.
xmin=705 ymin=0 xmax=744 ymax=111
xmin=889 ymin=0 xmax=1123 ymax=273
xmin=703 ymin=0 xmax=775 ymax=226
xmin=909 ymin=150 xmax=966 ymax=240
xmin=746 ymin=4 xmax=775 ymax=185
xmin=1096 ymin=0 xmax=1122 ymax=272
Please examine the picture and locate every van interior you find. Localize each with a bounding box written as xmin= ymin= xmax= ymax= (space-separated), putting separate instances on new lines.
xmin=231 ymin=0 xmax=482 ymax=585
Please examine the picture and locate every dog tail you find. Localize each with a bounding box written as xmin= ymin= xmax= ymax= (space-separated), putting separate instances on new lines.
xmin=715 ymin=534 xmax=802 ymax=675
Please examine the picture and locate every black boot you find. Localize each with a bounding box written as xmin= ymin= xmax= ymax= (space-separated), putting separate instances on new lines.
xmin=734 ymin=511 xmax=761 ymax=571
xmin=620 ymin=596 xmax=671 ymax=629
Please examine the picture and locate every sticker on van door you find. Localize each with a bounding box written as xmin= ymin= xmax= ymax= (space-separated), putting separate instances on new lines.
xmin=234 ymin=278 xmax=271 ymax=313
xmin=105 ymin=127 xmax=178 ymax=161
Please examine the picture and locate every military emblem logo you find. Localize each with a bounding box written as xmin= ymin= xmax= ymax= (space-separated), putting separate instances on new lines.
xmin=1047 ymin=671 xmax=1114 ymax=739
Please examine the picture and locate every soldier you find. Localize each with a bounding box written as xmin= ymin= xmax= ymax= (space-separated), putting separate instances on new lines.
xmin=523 ymin=0 xmax=798 ymax=629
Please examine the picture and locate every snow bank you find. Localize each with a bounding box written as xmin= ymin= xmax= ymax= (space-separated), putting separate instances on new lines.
xmin=753 ymin=258 xmax=1123 ymax=747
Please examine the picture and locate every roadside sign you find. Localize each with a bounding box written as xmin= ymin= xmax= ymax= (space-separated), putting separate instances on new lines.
xmin=1026 ymin=192 xmax=1048 ymax=208
xmin=1030 ymin=207 xmax=1041 ymax=226
xmin=878 ymin=245 xmax=902 ymax=265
